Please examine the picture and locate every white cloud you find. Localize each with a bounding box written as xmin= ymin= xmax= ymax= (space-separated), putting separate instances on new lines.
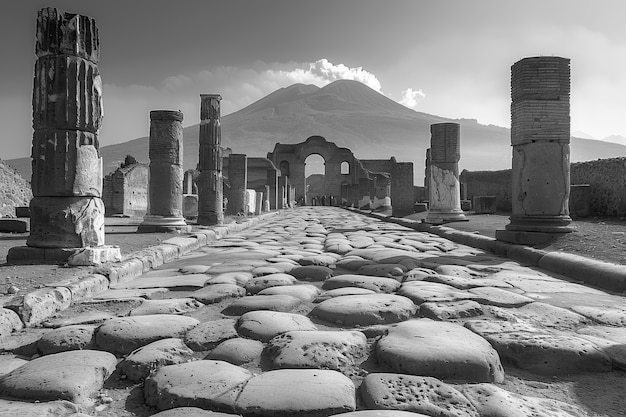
xmin=399 ymin=88 xmax=426 ymax=108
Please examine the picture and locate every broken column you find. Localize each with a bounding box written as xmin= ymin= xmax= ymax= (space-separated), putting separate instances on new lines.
xmin=278 ymin=176 xmax=288 ymax=209
xmin=226 ymin=154 xmax=247 ymax=215
xmin=426 ymin=123 xmax=467 ymax=223
xmin=197 ymin=94 xmax=223 ymax=225
xmin=496 ymin=56 xmax=572 ymax=244
xmin=138 ymin=110 xmax=188 ymax=232
xmin=8 ymin=7 xmax=120 ymax=265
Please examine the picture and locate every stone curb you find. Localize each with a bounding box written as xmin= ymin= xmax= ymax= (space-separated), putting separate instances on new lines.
xmin=5 ymin=211 xmax=280 ymax=328
xmin=348 ymin=208 xmax=626 ymax=293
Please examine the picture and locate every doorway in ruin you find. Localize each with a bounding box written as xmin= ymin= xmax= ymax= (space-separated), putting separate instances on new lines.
xmin=305 ymin=153 xmax=325 ymax=205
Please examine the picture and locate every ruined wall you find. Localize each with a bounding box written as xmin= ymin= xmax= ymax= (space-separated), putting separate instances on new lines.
xmin=570 ymin=158 xmax=626 ymax=217
xmin=460 ymin=169 xmax=512 ymax=212
xmin=102 ymin=163 xmax=148 ymax=217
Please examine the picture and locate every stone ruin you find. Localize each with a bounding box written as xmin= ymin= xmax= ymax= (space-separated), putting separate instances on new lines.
xmin=7 ymin=7 xmax=120 ymax=265
xmin=102 ymin=162 xmax=148 ymax=217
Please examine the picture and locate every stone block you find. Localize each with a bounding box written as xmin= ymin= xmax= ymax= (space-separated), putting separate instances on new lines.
xmin=6 ymin=287 xmax=72 ymax=326
xmin=46 ymin=274 xmax=110 ymax=300
xmin=101 ymin=258 xmax=144 ymax=286
xmin=0 ymin=219 xmax=28 ymax=233
xmin=473 ymin=196 xmax=496 ymax=214
xmin=27 ymin=196 xmax=105 ymax=248
xmin=14 ymin=207 xmax=30 ymax=218
xmin=460 ymin=200 xmax=472 ymax=211
xmin=414 ymin=202 xmax=428 ymax=213
xmin=67 ymin=246 xmax=122 ymax=266
xmin=569 ymin=184 xmax=591 ymax=218
xmin=183 ymin=194 xmax=198 ymax=218
xmin=31 ymin=131 xmax=102 ymax=197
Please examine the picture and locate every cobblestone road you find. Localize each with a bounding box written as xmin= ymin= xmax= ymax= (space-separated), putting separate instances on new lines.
xmin=1 ymin=207 xmax=626 ymax=416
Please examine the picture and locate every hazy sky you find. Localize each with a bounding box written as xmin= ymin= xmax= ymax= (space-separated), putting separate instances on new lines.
xmin=2 ymin=0 xmax=626 ymax=159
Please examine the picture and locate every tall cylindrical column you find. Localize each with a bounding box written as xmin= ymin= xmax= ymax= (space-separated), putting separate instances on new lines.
xmin=197 ymin=94 xmax=224 ymax=225
xmin=509 ymin=56 xmax=572 ymax=232
xmin=426 ymin=123 xmax=466 ymax=223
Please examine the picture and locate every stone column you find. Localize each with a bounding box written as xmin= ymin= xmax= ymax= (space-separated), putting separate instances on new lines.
xmin=197 ymin=94 xmax=223 ymax=225
xmin=226 ymin=154 xmax=247 ymax=215
xmin=264 ymin=185 xmax=271 ymax=211
xmin=183 ymin=170 xmax=195 ymax=195
xmin=8 ymin=7 xmax=120 ymax=265
xmin=267 ymin=168 xmax=278 ymax=210
xmin=278 ymin=176 xmax=288 ymax=209
xmin=391 ymin=162 xmax=415 ymax=217
xmin=497 ymin=57 xmax=572 ymax=244
xmin=255 ymin=192 xmax=263 ymax=215
xmin=426 ymin=123 xmax=467 ymax=224
xmin=424 ymin=148 xmax=431 ymax=206
xmin=138 ymin=110 xmax=188 ymax=232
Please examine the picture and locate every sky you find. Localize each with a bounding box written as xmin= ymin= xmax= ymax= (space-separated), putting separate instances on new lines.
xmin=2 ymin=0 xmax=626 ymax=159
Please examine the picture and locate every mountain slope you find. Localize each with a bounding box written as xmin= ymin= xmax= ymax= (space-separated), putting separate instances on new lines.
xmin=7 ymin=79 xmax=626 ymax=184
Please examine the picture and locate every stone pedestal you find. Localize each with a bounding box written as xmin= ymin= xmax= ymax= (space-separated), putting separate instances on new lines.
xmin=426 ymin=123 xmax=467 ymax=224
xmin=8 ymin=7 xmax=120 ymax=265
xmin=497 ymin=57 xmax=572 ymax=245
xmin=138 ymin=110 xmax=189 ymax=233
xmin=197 ymin=94 xmax=224 ymax=225
xmin=226 ymin=154 xmax=247 ymax=215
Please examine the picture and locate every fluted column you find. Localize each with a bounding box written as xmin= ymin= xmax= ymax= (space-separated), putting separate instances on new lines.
xmin=197 ymin=94 xmax=223 ymax=225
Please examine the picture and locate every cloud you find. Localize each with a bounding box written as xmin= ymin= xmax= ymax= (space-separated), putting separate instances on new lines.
xmin=399 ymin=88 xmax=426 ymax=108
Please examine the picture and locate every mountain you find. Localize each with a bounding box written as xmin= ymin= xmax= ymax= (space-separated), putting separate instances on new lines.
xmin=7 ymin=79 xmax=626 ymax=185
xmin=602 ymin=135 xmax=626 ymax=146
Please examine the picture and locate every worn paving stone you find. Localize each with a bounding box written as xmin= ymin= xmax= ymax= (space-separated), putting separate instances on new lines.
xmin=244 ymin=273 xmax=297 ymax=294
xmin=0 ymin=399 xmax=81 ymax=417
xmin=356 ymin=264 xmax=407 ymax=280
xmin=314 ymin=287 xmax=377 ymax=303
xmin=129 ymin=298 xmax=204 ymax=316
xmin=264 ymin=330 xmax=368 ymax=376
xmin=0 ymin=350 xmax=117 ymax=404
xmin=222 ymin=294 xmax=302 ymax=316
xmin=290 ymin=265 xmax=334 ymax=281
xmin=184 ymin=319 xmax=238 ymax=351
xmin=310 ymin=294 xmax=416 ymax=326
xmin=419 ymin=300 xmax=484 ymax=320
xmin=331 ymin=411 xmax=430 ymax=417
xmin=322 ymin=274 xmax=401 ymax=293
xmin=376 ymin=319 xmax=504 ymax=383
xmin=207 ymin=337 xmax=264 ymax=365
xmin=487 ymin=302 xmax=590 ymax=330
xmin=298 ymin=254 xmax=341 ymax=266
xmin=235 ymin=369 xmax=356 ymax=417
xmin=152 ymin=408 xmax=240 ymax=417
xmin=192 ymin=284 xmax=246 ymax=304
xmin=0 ymin=307 xmax=23 ymax=337
xmin=42 ymin=311 xmax=115 ymax=328
xmin=467 ymin=287 xmax=534 ymax=307
xmin=237 ymin=311 xmax=317 ymax=342
xmin=435 ymin=265 xmax=482 ymax=278
xmin=178 ymin=265 xmax=211 ymax=274
xmin=423 ymin=274 xmax=511 ymax=289
xmin=38 ymin=324 xmax=96 ymax=355
xmin=360 ymin=373 xmax=479 ymax=417
xmin=121 ymin=338 xmax=194 ymax=382
xmin=7 ymin=287 xmax=72 ymax=326
xmin=92 ymin=288 xmax=169 ymax=300
xmin=398 ymin=281 xmax=475 ymax=304
xmin=335 ymin=257 xmax=376 ymax=271
xmin=571 ymin=305 xmax=626 ymax=326
xmin=112 ymin=274 xmax=212 ymax=290
xmin=145 ymin=360 xmax=254 ymax=412
xmin=460 ymin=383 xmax=590 ymax=417
xmin=95 ymin=315 xmax=200 ymax=355
xmin=257 ymin=284 xmax=320 ymax=301
xmin=0 ymin=353 xmax=28 ymax=376
xmin=206 ymin=271 xmax=253 ymax=286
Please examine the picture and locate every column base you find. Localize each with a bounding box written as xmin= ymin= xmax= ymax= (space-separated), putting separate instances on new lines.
xmin=495 ymin=229 xmax=567 ymax=246
xmin=505 ymin=215 xmax=573 ymax=233
xmin=197 ymin=213 xmax=224 ymax=226
xmin=137 ymin=215 xmax=191 ymax=233
xmin=425 ymin=211 xmax=468 ymax=224
xmin=7 ymin=245 xmax=121 ymax=266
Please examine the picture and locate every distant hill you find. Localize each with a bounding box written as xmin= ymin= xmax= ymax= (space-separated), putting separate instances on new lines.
xmin=7 ymin=79 xmax=626 ymax=185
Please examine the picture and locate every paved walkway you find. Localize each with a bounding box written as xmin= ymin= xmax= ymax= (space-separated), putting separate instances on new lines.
xmin=1 ymin=207 xmax=625 ymax=416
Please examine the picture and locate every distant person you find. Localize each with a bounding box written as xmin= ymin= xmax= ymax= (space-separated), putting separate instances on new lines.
xmin=321 ymin=195 xmax=326 ymax=206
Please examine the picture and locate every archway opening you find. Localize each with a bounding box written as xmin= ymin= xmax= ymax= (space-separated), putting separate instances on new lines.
xmin=305 ymin=154 xmax=325 ymax=205
xmin=341 ymin=161 xmax=350 ymax=175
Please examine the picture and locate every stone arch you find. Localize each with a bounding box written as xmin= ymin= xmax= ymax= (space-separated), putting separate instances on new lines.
xmin=341 ymin=161 xmax=350 ymax=175
xmin=279 ymin=160 xmax=290 ymax=178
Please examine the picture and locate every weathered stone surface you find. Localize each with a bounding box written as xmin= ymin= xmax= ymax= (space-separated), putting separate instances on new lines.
xmin=435 ymin=265 xmax=479 ymax=278
xmin=179 ymin=264 xmax=210 ymax=274
xmin=37 ymin=324 xmax=96 ymax=354
xmin=571 ymin=305 xmax=626 ymax=326
xmin=222 ymin=295 xmax=302 ymax=316
xmin=356 ymin=264 xmax=407 ymax=280
xmin=0 ymin=350 xmax=117 ymax=404
xmin=0 ymin=398 xmax=81 ymax=417
xmin=0 ymin=354 xmax=29 ymax=376
xmin=112 ymin=274 xmax=211 ymax=290
xmin=314 ymin=287 xmax=376 ymax=303
xmin=331 ymin=412 xmax=429 ymax=417
xmin=290 ymin=265 xmax=333 ymax=281
xmin=206 ymin=271 xmax=253 ymax=286
xmin=235 ymin=369 xmax=356 ymax=416
xmin=310 ymin=294 xmax=416 ymax=326
xmin=237 ymin=311 xmax=317 ymax=342
xmin=93 ymin=288 xmax=169 ymax=300
xmin=184 ymin=319 xmax=238 ymax=351
xmin=192 ymin=284 xmax=246 ymax=304
xmin=423 ymin=273 xmax=511 ymax=289
xmin=252 ymin=262 xmax=297 ymax=275
xmin=129 ymin=298 xmax=203 ymax=316
xmin=376 ymin=320 xmax=504 ymax=383
xmin=8 ymin=287 xmax=72 ymax=326
xmin=145 ymin=360 xmax=253 ymax=412
xmin=121 ymin=338 xmax=193 ymax=382
xmin=257 ymin=284 xmax=320 ymax=301
xmin=361 ymin=373 xmax=479 ymax=417
xmin=460 ymin=383 xmax=589 ymax=417
xmin=298 ymin=254 xmax=340 ymax=266
xmin=244 ymin=273 xmax=296 ymax=294
xmin=27 ymin=196 xmax=105 ymax=248
xmin=322 ymin=274 xmax=401 ymax=293
xmin=207 ymin=337 xmax=264 ymax=365
xmin=264 ymin=330 xmax=367 ymax=375
xmin=95 ymin=315 xmax=200 ymax=355
xmin=468 ymin=287 xmax=534 ymax=307
xmin=419 ymin=300 xmax=483 ymax=320
xmin=488 ymin=302 xmax=589 ymax=330
xmin=397 ymin=281 xmax=474 ymax=304
xmin=0 ymin=307 xmax=23 ymax=336
xmin=152 ymin=408 xmax=240 ymax=417
xmin=47 ymin=273 xmax=109 ymax=300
